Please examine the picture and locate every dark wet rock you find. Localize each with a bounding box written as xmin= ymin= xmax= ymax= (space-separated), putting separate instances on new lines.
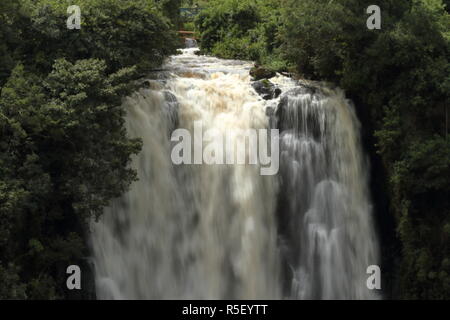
xmin=251 ymin=80 xmax=282 ymax=100
xmin=163 ymin=90 xmax=177 ymax=103
xmin=162 ymin=91 xmax=179 ymax=133
xmin=274 ymin=87 xmax=282 ymax=98
xmin=274 ymin=84 xmax=325 ymax=138
xmin=141 ymin=79 xmax=165 ymax=90
xmin=250 ymin=66 xmax=276 ymax=81
xmin=283 ymin=85 xmax=318 ymax=97
xmin=142 ymin=80 xmax=151 ymax=88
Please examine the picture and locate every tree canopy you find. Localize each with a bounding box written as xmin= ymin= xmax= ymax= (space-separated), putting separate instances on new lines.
xmin=0 ymin=0 xmax=179 ymax=299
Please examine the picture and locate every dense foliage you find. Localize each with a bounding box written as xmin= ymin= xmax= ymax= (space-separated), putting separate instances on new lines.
xmin=0 ymin=0 xmax=179 ymax=299
xmin=281 ymin=0 xmax=450 ymax=299
xmin=1 ymin=0 xmax=449 ymax=300
xmin=195 ymin=0 xmax=286 ymax=70
xmin=197 ymin=0 xmax=450 ymax=299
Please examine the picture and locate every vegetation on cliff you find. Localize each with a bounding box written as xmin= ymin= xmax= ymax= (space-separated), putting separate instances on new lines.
xmin=0 ymin=0 xmax=179 ymax=299
xmin=1 ymin=0 xmax=449 ymax=300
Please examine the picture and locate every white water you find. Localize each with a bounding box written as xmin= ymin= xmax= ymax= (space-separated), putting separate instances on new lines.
xmin=185 ymin=38 xmax=198 ymax=48
xmin=91 ymin=48 xmax=379 ymax=300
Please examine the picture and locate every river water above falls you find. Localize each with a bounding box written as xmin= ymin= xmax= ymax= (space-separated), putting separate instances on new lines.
xmin=90 ymin=48 xmax=380 ymax=300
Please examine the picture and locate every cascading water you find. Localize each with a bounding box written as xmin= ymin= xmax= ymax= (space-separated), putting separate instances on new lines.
xmin=91 ymin=47 xmax=379 ymax=300
xmin=184 ymin=38 xmax=198 ymax=48
xmin=272 ymin=82 xmax=379 ymax=299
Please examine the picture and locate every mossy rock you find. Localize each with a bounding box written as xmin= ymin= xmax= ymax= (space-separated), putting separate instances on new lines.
xmin=250 ymin=66 xmax=276 ymax=81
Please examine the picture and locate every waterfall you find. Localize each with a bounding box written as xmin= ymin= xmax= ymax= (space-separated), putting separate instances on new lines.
xmin=272 ymin=83 xmax=379 ymax=299
xmin=91 ymin=49 xmax=379 ymax=300
xmin=184 ymin=38 xmax=198 ymax=48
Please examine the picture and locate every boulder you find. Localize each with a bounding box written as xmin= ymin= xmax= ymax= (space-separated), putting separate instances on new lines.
xmin=251 ymin=80 xmax=282 ymax=100
xmin=250 ymin=66 xmax=276 ymax=81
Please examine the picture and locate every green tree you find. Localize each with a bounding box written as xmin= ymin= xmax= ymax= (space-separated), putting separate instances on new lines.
xmin=0 ymin=0 xmax=181 ymax=299
xmin=15 ymin=0 xmax=179 ymax=76
xmin=195 ymin=0 xmax=286 ymax=69
xmin=280 ymin=0 xmax=450 ymax=299
xmin=0 ymin=60 xmax=142 ymax=299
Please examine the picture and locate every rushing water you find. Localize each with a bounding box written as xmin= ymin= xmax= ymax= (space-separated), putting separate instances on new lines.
xmin=91 ymin=48 xmax=379 ymax=300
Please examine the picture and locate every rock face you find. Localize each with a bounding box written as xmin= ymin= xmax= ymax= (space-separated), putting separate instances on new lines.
xmin=274 ymin=85 xmax=323 ymax=136
xmin=250 ymin=66 xmax=276 ymax=81
xmin=162 ymin=91 xmax=179 ymax=133
xmin=251 ymin=80 xmax=282 ymax=100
